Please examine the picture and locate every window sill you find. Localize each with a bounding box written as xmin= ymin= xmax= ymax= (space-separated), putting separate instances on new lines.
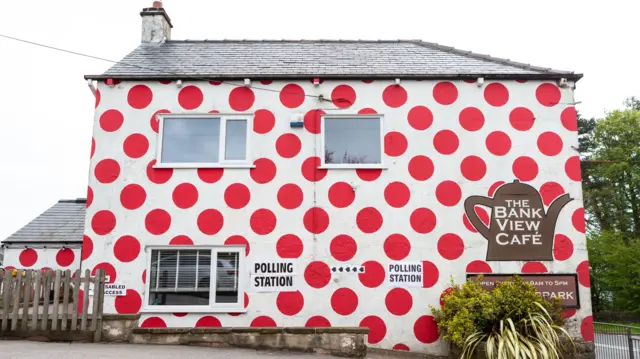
xmin=142 ymin=307 xmax=248 ymax=314
xmin=153 ymin=163 xmax=256 ymax=169
xmin=319 ymin=165 xmax=388 ymax=170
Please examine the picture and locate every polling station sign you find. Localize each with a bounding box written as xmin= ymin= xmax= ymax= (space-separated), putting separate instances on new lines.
xmin=250 ymin=260 xmax=298 ymax=292
xmin=386 ymin=262 xmax=423 ymax=288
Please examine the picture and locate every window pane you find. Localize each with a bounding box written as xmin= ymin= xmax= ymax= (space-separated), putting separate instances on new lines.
xmin=224 ymin=120 xmax=247 ymax=160
xmin=161 ymin=118 xmax=220 ymax=163
xmin=215 ymin=252 xmax=239 ymax=304
xmin=148 ymin=249 xmax=211 ymax=306
xmin=324 ymin=118 xmax=381 ymax=164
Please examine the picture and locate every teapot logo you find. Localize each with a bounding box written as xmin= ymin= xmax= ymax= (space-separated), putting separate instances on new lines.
xmin=464 ymin=180 xmax=573 ymax=261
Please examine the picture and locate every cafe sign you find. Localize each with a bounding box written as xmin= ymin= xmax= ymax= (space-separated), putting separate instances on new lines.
xmin=467 ymin=273 xmax=580 ymax=308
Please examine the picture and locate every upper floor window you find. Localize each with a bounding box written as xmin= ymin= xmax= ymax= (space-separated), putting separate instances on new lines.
xmin=156 ymin=114 xmax=251 ymax=168
xmin=322 ymin=115 xmax=383 ymax=168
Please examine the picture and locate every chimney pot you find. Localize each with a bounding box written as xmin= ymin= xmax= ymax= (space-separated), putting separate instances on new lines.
xmin=152 ymin=1 xmax=162 ymax=8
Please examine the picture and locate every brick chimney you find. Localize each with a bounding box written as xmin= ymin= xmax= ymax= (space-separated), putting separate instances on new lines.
xmin=140 ymin=1 xmax=172 ymax=43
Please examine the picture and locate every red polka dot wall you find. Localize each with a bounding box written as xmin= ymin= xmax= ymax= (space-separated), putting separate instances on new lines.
xmin=85 ymin=79 xmax=592 ymax=354
xmin=2 ymin=246 xmax=81 ymax=271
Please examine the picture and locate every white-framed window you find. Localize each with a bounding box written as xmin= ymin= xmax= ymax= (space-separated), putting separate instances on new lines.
xmin=321 ymin=114 xmax=384 ymax=169
xmin=155 ymin=114 xmax=252 ymax=168
xmin=144 ymin=246 xmax=245 ymax=313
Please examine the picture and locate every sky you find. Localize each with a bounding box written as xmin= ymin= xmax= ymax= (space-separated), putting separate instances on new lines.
xmin=0 ymin=0 xmax=638 ymax=240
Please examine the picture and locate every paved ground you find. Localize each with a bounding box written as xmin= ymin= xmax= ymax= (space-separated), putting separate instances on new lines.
xmin=0 ymin=341 xmax=391 ymax=359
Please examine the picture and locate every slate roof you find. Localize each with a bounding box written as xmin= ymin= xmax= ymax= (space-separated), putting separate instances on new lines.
xmin=86 ymin=40 xmax=581 ymax=81
xmin=2 ymin=199 xmax=86 ymax=244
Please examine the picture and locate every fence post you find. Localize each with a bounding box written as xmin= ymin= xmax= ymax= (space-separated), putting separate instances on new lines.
xmin=20 ymin=270 xmax=32 ymax=331
xmin=628 ymin=327 xmax=635 ymax=359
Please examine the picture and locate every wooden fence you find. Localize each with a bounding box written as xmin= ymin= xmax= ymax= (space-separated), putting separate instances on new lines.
xmin=0 ymin=268 xmax=105 ymax=341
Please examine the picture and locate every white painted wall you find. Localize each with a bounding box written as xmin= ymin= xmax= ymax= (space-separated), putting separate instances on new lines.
xmin=2 ymin=246 xmax=82 ymax=271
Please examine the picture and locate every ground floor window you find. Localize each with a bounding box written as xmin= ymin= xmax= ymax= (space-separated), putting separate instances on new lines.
xmin=145 ymin=246 xmax=244 ymax=312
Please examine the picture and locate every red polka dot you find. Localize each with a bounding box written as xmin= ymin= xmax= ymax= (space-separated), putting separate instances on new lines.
xmin=150 ymin=110 xmax=170 ymax=133
xmin=250 ymin=316 xmax=276 ymax=327
xmin=123 ymin=133 xmax=149 ymax=159
xmin=540 ymin=182 xmax=565 ymax=205
xmin=280 ymin=84 xmax=305 ymax=108
xmin=572 ymin=208 xmax=585 ymax=233
xmin=19 ymin=249 xmax=38 ymax=267
xmin=408 ymin=106 xmax=433 ymax=130
xmin=100 ymin=110 xmax=124 ymax=132
xmin=358 ymin=108 xmax=377 ymax=115
xmin=92 ymin=262 xmax=117 ymax=283
xmin=384 ymin=234 xmax=410 ymax=260
xmin=509 ymin=107 xmax=535 ymax=131
xmin=197 ymin=168 xmax=223 ymax=184
xmin=553 ymin=234 xmax=574 ymax=261
xmin=440 ymin=287 xmax=454 ymax=307
xmin=147 ymin=160 xmax=173 ymax=184
xmin=384 ymin=132 xmax=408 ymax=157
xmin=178 ymin=86 xmax=204 ymax=110
xmin=303 ymin=109 xmax=325 ymax=134
xmin=115 ymin=289 xmax=142 ymax=314
xmin=460 ymin=156 xmax=486 ymax=181
xmin=276 ymin=234 xmax=303 ymax=258
xmin=276 ymin=291 xmax=304 ymax=316
xmin=410 ymin=208 xmax=437 ymax=234
xmin=128 ymin=85 xmax=153 ymax=109
xmin=145 ymin=209 xmax=171 ymax=235
xmin=359 ymin=261 xmax=385 ymax=288
xmin=360 ymin=316 xmax=387 ymax=344
xmin=433 ymin=130 xmax=459 ymax=155
xmin=253 ymin=109 xmax=275 ymax=134
xmin=141 ymin=317 xmax=167 ymax=328
xmin=512 ymin=156 xmax=539 ymax=181
xmin=250 ymin=209 xmax=277 ymax=235
xmin=331 ymin=85 xmax=356 ymax=108
xmin=408 ymin=156 xmax=434 ymax=181
xmin=195 ymin=316 xmax=222 ymax=328
xmin=362 ymin=79 xmax=374 ymax=84
xmin=385 ymin=288 xmax=412 ymax=316
xmin=565 ymin=156 xmax=582 ymax=181
xmin=160 ymin=80 xmax=172 ymax=85
xmin=304 ymin=261 xmax=331 ymax=289
xmin=562 ymin=308 xmax=577 ymax=319
xmin=120 ymin=184 xmax=146 ymax=210
xmin=90 ymin=138 xmax=95 ymax=159
xmin=577 ymin=261 xmax=590 ymax=287
xmin=301 ymin=157 xmax=327 ymax=182
xmin=306 ymin=316 xmax=331 ymax=327
xmin=356 ymin=207 xmax=383 ymax=233
xmin=438 ymin=233 xmax=464 ymax=260
xmin=197 ymin=209 xmax=224 ymax=235
xmin=516 ymin=79 xmax=528 ymax=83
xmin=356 ymin=169 xmax=381 ymax=181
xmin=172 ymin=183 xmax=198 ymax=209
xmin=522 ymin=262 xmax=548 ymax=273
xmin=276 ymin=133 xmax=301 ymax=158
xmin=484 ymin=83 xmax=509 ymax=107
xmin=536 ymin=83 xmax=561 ymax=107
xmin=433 ymin=82 xmax=458 ymax=105
xmin=537 ymin=132 xmax=563 ymax=156
xmin=250 ymin=158 xmax=277 ymax=184
xmin=209 ymin=80 xmax=222 ymax=86
xmin=393 ymin=344 xmax=410 ymax=351
xmin=229 ymin=87 xmax=255 ymax=111
xmin=277 ymin=183 xmax=303 ymax=209
xmin=86 ymin=187 xmax=93 ymax=208
xmin=581 ymin=316 xmax=594 ymax=341
xmin=486 ymin=131 xmax=512 ymax=156
xmin=436 ymin=181 xmax=462 ymax=207
xmin=91 ymin=210 xmax=116 ymax=235
xmin=82 ymin=235 xmax=93 ymax=260
xmin=114 ymin=235 xmax=141 ymax=263
xmin=94 ymin=89 xmax=101 ymax=108
xmin=328 ymin=182 xmax=355 ymax=208
xmin=303 ymin=207 xmax=329 ymax=234
xmin=330 ymin=234 xmax=357 ymax=261
xmin=383 ymin=85 xmax=408 ymax=108
xmin=384 ymin=182 xmax=410 ymax=208
xmin=488 ymin=181 xmax=505 ymax=197
xmin=459 ymin=107 xmax=484 ymax=131
xmin=466 ymin=260 xmax=492 ymax=273
xmin=331 ymin=288 xmax=358 ymax=315
xmin=561 ymin=107 xmax=578 ymax=131
xmin=103 ymin=79 xmax=121 ymax=86
xmin=170 ymin=235 xmax=194 ymax=246
xmin=463 ymin=206 xmax=490 ymax=233
xmin=414 ymin=316 xmax=439 ymax=344
xmin=224 ymin=183 xmax=250 ymax=209
xmin=259 ymin=80 xmax=272 ymax=85
xmin=95 ymin=159 xmax=120 ymax=184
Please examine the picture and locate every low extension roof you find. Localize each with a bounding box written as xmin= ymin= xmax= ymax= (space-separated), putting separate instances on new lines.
xmin=2 ymin=199 xmax=86 ymax=245
xmin=85 ymin=40 xmax=581 ymax=81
